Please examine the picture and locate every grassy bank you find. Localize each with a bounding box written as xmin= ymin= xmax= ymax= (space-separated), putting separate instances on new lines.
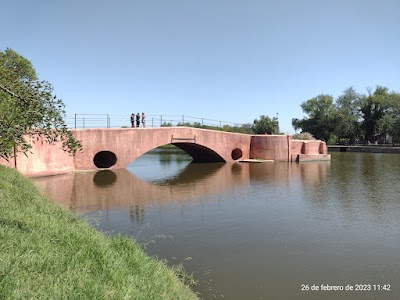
xmin=0 ymin=166 xmax=198 ymax=300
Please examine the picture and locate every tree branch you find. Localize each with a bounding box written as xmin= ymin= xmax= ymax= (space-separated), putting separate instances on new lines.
xmin=0 ymin=83 xmax=26 ymax=103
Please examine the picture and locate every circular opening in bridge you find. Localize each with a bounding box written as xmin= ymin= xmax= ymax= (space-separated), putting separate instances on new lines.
xmin=93 ymin=151 xmax=117 ymax=168
xmin=231 ymin=148 xmax=243 ymax=160
xmin=93 ymin=170 xmax=117 ymax=188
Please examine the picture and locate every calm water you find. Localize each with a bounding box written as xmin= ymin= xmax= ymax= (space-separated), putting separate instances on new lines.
xmin=33 ymin=149 xmax=400 ymax=299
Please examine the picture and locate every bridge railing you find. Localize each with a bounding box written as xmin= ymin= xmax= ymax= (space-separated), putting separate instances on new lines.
xmin=66 ymin=114 xmax=252 ymax=133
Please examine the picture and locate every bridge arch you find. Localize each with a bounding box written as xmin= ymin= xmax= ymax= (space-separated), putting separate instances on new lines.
xmin=91 ymin=142 xmax=228 ymax=170
xmin=172 ymin=143 xmax=225 ymax=163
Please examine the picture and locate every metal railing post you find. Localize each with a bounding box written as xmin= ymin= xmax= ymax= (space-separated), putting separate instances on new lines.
xmin=74 ymin=114 xmax=77 ymax=129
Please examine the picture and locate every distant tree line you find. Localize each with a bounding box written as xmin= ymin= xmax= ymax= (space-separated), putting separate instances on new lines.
xmin=292 ymin=86 xmax=400 ymax=145
xmin=161 ymin=115 xmax=280 ymax=135
xmin=162 ymin=121 xmax=253 ymax=134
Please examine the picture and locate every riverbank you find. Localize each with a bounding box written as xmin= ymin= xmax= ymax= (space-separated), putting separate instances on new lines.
xmin=0 ymin=166 xmax=198 ymax=300
xmin=328 ymin=145 xmax=400 ymax=154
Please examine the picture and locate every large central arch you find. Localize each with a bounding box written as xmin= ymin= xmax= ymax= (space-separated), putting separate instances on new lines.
xmin=172 ymin=143 xmax=225 ymax=163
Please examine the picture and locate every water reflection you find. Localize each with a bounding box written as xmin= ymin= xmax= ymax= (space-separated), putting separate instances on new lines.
xmin=93 ymin=170 xmax=117 ymax=188
xmin=33 ymin=154 xmax=400 ymax=233
xmin=34 ymin=161 xmax=331 ymax=216
xmin=149 ymin=162 xmax=226 ymax=186
xmin=129 ymin=205 xmax=145 ymax=225
xmin=34 ymin=164 xmax=250 ymax=213
xmin=31 ymin=151 xmax=400 ymax=300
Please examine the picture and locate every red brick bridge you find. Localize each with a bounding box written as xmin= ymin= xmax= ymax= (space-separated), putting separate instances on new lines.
xmin=2 ymin=127 xmax=330 ymax=176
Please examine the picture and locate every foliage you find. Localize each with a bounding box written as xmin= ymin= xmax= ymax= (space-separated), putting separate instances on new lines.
xmin=377 ymin=90 xmax=400 ymax=143
xmin=293 ymin=86 xmax=400 ymax=144
xmin=359 ymin=87 xmax=386 ymax=143
xmin=292 ymin=94 xmax=336 ymax=142
xmin=176 ymin=121 xmax=252 ymax=134
xmin=291 ymin=132 xmax=316 ymax=140
xmin=334 ymin=87 xmax=362 ymax=144
xmin=0 ymin=48 xmax=81 ymax=160
xmin=252 ymin=115 xmax=279 ymax=134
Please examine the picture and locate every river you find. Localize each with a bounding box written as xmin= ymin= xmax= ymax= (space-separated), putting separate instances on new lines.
xmin=32 ymin=149 xmax=400 ymax=299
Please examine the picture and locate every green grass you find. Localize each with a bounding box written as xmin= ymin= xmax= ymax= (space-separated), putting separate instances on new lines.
xmin=0 ymin=166 xmax=199 ymax=300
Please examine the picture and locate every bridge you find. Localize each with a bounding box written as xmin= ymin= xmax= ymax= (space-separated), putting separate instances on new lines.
xmin=1 ymin=127 xmax=330 ymax=177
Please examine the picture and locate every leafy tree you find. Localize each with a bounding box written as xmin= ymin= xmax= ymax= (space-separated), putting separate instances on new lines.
xmin=292 ymin=94 xmax=336 ymax=142
xmin=252 ymin=115 xmax=279 ymax=134
xmin=359 ymin=87 xmax=386 ymax=143
xmin=293 ymin=86 xmax=400 ymax=145
xmin=392 ymin=116 xmax=400 ymax=143
xmin=0 ymin=48 xmax=81 ymax=160
xmin=334 ymin=87 xmax=362 ymax=144
xmin=377 ymin=90 xmax=400 ymax=143
xmin=377 ymin=114 xmax=394 ymax=143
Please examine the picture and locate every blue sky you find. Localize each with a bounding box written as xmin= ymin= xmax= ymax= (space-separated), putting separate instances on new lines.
xmin=1 ymin=0 xmax=399 ymax=133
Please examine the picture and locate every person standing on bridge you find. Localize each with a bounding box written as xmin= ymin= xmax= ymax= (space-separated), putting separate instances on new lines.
xmin=136 ymin=113 xmax=140 ymax=127
xmin=142 ymin=112 xmax=146 ymax=128
xmin=130 ymin=113 xmax=135 ymax=128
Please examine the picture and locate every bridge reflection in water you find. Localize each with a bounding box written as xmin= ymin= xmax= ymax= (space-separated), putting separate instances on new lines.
xmin=33 ymin=161 xmax=330 ymax=214
xmin=32 ymin=151 xmax=400 ymax=300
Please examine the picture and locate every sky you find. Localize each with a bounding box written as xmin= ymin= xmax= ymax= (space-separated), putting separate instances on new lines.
xmin=1 ymin=0 xmax=399 ymax=133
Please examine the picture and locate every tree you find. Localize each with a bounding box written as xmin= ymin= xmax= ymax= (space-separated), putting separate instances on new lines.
xmin=334 ymin=87 xmax=362 ymax=144
xmin=392 ymin=115 xmax=400 ymax=144
xmin=252 ymin=115 xmax=279 ymax=134
xmin=377 ymin=90 xmax=400 ymax=143
xmin=0 ymin=48 xmax=81 ymax=160
xmin=359 ymin=87 xmax=386 ymax=143
xmin=292 ymin=94 xmax=336 ymax=142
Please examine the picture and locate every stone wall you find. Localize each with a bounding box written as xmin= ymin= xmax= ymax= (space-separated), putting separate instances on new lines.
xmin=249 ymin=135 xmax=291 ymax=161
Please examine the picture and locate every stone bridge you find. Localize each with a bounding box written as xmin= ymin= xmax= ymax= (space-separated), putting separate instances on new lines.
xmin=1 ymin=127 xmax=330 ymax=176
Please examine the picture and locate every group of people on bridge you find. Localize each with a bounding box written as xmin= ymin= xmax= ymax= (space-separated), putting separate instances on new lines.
xmin=131 ymin=113 xmax=146 ymax=128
